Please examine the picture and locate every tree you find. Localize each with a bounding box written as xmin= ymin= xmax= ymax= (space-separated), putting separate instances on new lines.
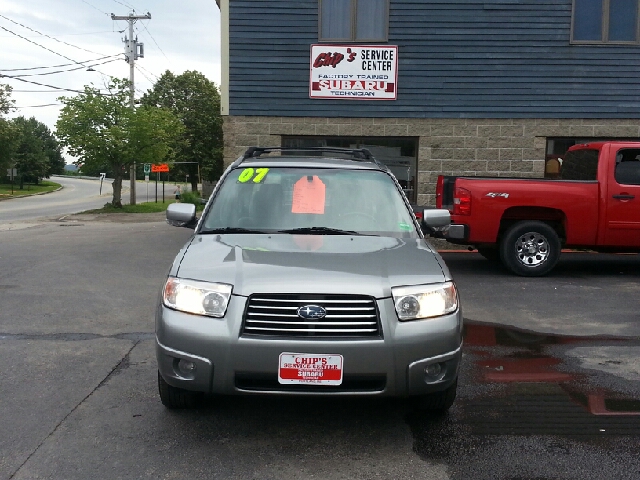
xmin=0 ymin=84 xmax=14 ymax=115
xmin=56 ymin=78 xmax=184 ymax=207
xmin=141 ymin=70 xmax=223 ymax=191
xmin=10 ymin=116 xmax=65 ymax=180
xmin=0 ymin=84 xmax=16 ymax=177
xmin=11 ymin=117 xmax=49 ymax=187
xmin=33 ymin=121 xmax=65 ymax=176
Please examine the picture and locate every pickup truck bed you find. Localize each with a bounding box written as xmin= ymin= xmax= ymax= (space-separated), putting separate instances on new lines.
xmin=436 ymin=142 xmax=640 ymax=276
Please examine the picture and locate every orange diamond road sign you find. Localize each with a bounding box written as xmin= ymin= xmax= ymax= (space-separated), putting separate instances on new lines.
xmin=151 ymin=164 xmax=169 ymax=173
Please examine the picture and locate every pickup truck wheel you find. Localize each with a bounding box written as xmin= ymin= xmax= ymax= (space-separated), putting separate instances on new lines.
xmin=500 ymin=221 xmax=560 ymax=276
xmin=157 ymin=371 xmax=201 ymax=409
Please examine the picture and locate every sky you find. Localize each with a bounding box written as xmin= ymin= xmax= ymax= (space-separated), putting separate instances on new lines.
xmin=1 ymin=0 xmax=221 ymax=160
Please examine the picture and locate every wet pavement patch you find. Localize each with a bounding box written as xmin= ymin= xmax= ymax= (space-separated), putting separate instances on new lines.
xmin=406 ymin=321 xmax=640 ymax=480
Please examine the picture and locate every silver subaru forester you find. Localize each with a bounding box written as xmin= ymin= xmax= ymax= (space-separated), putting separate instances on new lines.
xmin=157 ymin=147 xmax=463 ymax=411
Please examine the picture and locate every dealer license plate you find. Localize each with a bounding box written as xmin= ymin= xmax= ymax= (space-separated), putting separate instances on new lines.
xmin=278 ymin=353 xmax=344 ymax=385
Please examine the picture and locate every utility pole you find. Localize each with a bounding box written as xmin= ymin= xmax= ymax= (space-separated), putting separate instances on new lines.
xmin=110 ymin=12 xmax=151 ymax=205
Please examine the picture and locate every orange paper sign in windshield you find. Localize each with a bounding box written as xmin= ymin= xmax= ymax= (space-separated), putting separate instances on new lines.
xmin=291 ymin=175 xmax=326 ymax=214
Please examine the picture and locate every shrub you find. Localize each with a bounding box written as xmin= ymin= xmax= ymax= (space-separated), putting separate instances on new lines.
xmin=179 ymin=189 xmax=201 ymax=206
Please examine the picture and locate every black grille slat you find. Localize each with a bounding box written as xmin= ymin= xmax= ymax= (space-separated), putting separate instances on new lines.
xmin=242 ymin=294 xmax=381 ymax=338
xmin=235 ymin=373 xmax=386 ymax=392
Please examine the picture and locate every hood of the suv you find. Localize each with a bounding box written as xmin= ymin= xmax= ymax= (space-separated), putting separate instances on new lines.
xmin=174 ymin=234 xmax=449 ymax=298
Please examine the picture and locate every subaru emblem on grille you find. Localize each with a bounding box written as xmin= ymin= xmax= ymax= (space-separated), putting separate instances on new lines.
xmin=297 ymin=305 xmax=327 ymax=320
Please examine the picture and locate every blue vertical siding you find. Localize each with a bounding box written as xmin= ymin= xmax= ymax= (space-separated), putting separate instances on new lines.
xmin=229 ymin=0 xmax=640 ymax=118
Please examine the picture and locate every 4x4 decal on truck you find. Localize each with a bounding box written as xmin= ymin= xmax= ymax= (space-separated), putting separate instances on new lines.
xmin=485 ymin=192 xmax=510 ymax=198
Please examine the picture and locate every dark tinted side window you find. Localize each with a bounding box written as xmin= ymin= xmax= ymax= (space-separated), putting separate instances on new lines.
xmin=614 ymin=149 xmax=640 ymax=185
xmin=560 ymin=149 xmax=599 ymax=180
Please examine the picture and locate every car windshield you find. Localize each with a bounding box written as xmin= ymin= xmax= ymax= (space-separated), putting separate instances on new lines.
xmin=200 ymin=166 xmax=418 ymax=237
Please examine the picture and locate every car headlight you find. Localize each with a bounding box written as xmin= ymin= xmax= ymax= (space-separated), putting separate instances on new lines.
xmin=163 ymin=277 xmax=232 ymax=317
xmin=392 ymin=282 xmax=458 ymax=321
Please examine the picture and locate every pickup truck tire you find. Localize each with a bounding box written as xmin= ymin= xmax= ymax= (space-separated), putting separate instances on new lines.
xmin=500 ymin=221 xmax=561 ymax=276
xmin=158 ymin=371 xmax=202 ymax=409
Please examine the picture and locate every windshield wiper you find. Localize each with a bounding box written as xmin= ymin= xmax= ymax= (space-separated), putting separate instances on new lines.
xmin=199 ymin=227 xmax=269 ymax=234
xmin=278 ymin=226 xmax=362 ymax=235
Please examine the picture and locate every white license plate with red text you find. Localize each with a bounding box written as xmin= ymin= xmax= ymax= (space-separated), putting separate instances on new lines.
xmin=278 ymin=353 xmax=344 ymax=385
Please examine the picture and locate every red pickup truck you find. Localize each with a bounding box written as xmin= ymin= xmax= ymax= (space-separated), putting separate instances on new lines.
xmin=436 ymin=141 xmax=640 ymax=276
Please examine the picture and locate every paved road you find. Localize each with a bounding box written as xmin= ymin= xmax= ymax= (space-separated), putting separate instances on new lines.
xmin=0 ymin=176 xmax=174 ymax=223
xmin=0 ymin=221 xmax=638 ymax=480
xmin=0 ymin=176 xmax=120 ymax=222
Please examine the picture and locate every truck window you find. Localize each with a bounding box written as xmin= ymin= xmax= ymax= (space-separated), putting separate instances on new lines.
xmin=614 ymin=149 xmax=640 ymax=185
xmin=560 ymin=149 xmax=599 ymax=181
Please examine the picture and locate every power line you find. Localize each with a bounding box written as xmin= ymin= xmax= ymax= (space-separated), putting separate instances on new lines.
xmin=138 ymin=20 xmax=170 ymax=62
xmin=0 ymin=74 xmax=112 ymax=95
xmin=12 ymin=90 xmax=64 ymax=93
xmin=0 ymin=14 xmax=111 ymax=56
xmin=0 ymin=30 xmax=114 ymax=38
xmin=1 ymin=54 xmax=119 ymax=72
xmin=112 ymin=0 xmax=136 ymax=10
xmin=136 ymin=63 xmax=159 ymax=81
xmin=134 ymin=65 xmax=154 ymax=84
xmin=15 ymin=103 xmax=61 ymax=108
xmin=9 ymin=58 xmax=121 ymax=78
xmin=80 ymin=0 xmax=110 ymax=16
xmin=0 ymin=25 xmax=95 ymax=67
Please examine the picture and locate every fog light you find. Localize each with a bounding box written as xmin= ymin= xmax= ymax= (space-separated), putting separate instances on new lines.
xmin=178 ymin=359 xmax=196 ymax=374
xmin=425 ymin=363 xmax=442 ymax=377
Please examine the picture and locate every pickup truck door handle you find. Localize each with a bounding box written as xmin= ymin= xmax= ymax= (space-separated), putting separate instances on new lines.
xmin=612 ymin=194 xmax=635 ymax=200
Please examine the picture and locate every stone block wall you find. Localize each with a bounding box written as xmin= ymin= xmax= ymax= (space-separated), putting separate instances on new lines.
xmin=223 ymin=116 xmax=640 ymax=205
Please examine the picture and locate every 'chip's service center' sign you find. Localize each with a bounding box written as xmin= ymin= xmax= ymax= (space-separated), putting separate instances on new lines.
xmin=310 ymin=45 xmax=398 ymax=100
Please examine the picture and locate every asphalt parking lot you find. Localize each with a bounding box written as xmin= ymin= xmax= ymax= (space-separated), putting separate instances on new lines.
xmin=0 ymin=219 xmax=638 ymax=480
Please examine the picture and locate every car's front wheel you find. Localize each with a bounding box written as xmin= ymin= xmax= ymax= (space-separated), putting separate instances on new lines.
xmin=157 ymin=371 xmax=202 ymax=409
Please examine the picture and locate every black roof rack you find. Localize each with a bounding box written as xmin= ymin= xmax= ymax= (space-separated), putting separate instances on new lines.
xmin=238 ymin=146 xmax=384 ymax=167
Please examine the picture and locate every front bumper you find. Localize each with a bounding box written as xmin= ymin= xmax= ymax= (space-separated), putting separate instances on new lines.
xmin=156 ymin=296 xmax=463 ymax=397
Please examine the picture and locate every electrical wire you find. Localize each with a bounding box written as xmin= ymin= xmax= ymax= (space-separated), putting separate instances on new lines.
xmin=134 ymin=65 xmax=154 ymax=85
xmin=15 ymin=103 xmax=61 ymax=108
xmin=137 ymin=21 xmax=170 ymax=62
xmin=12 ymin=90 xmax=63 ymax=93
xmin=80 ymin=0 xmax=111 ymax=16
xmin=0 ymin=25 xmax=96 ymax=67
xmin=0 ymin=31 xmax=114 ymax=38
xmin=0 ymin=74 xmax=112 ymax=95
xmin=8 ymin=58 xmax=121 ymax=77
xmin=136 ymin=63 xmax=159 ymax=81
xmin=0 ymin=14 xmax=111 ymax=56
xmin=112 ymin=0 xmax=136 ymax=10
xmin=1 ymin=54 xmax=120 ymax=72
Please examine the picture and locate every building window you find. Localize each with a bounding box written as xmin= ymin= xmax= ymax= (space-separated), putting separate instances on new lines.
xmin=282 ymin=136 xmax=418 ymax=203
xmin=319 ymin=0 xmax=389 ymax=42
xmin=572 ymin=0 xmax=639 ymax=43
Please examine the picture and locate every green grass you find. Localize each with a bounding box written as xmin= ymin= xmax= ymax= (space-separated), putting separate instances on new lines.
xmin=82 ymin=200 xmax=177 ymax=214
xmin=81 ymin=198 xmax=205 ymax=214
xmin=0 ymin=180 xmax=60 ymax=198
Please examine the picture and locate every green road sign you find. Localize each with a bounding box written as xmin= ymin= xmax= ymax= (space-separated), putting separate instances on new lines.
xmin=143 ymin=163 xmax=151 ymax=174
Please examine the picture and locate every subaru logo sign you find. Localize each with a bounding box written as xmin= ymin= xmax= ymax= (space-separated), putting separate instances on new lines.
xmin=297 ymin=305 xmax=327 ymax=320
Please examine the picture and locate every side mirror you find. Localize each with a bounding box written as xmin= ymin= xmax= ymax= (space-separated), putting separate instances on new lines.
xmin=421 ymin=208 xmax=451 ymax=236
xmin=166 ymin=203 xmax=197 ymax=229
